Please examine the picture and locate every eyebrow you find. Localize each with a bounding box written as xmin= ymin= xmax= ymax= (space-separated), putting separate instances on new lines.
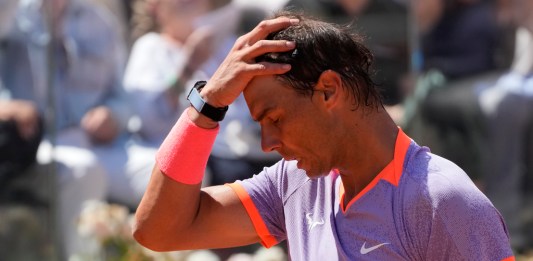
xmin=253 ymin=106 xmax=276 ymax=122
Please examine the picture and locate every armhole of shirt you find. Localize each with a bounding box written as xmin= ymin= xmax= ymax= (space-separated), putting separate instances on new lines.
xmin=225 ymin=183 xmax=278 ymax=248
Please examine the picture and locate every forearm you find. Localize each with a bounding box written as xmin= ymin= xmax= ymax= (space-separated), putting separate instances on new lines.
xmin=134 ymin=167 xmax=203 ymax=251
xmin=134 ymin=107 xmax=218 ymax=250
xmin=134 ymin=16 xmax=298 ymax=251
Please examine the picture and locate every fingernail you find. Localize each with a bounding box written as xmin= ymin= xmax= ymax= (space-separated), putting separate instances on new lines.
xmin=290 ymin=19 xmax=299 ymax=25
xmin=282 ymin=64 xmax=291 ymax=70
xmin=286 ymin=41 xmax=295 ymax=47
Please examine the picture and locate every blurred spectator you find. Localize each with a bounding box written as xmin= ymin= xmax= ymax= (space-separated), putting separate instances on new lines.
xmin=124 ymin=1 xmax=280 ymax=258
xmin=283 ymin=0 xmax=410 ymax=105
xmin=0 ymin=0 xmax=18 ymax=37
xmin=405 ymin=0 xmax=511 ymax=180
xmin=338 ymin=0 xmax=410 ymax=105
xmin=125 ymin=0 xmax=220 ymax=148
xmin=124 ymin=0 xmax=279 ymax=198
xmin=337 ymin=0 xmax=370 ymax=15
xmin=478 ymin=0 xmax=533 ymax=250
xmin=421 ymin=0 xmax=501 ymax=79
xmin=0 ymin=0 xmax=42 ymax=194
xmin=0 ymin=0 xmax=129 ymax=258
xmin=89 ymin=0 xmax=131 ymax=48
xmin=413 ymin=0 xmax=444 ymax=34
xmin=117 ymin=0 xmax=219 ymax=207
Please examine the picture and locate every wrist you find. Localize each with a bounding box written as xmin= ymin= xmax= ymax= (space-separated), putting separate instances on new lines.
xmin=156 ymin=109 xmax=219 ymax=184
xmin=187 ymin=81 xmax=228 ymax=122
xmin=186 ymin=107 xmax=219 ymax=129
xmin=198 ymin=85 xmax=228 ymax=108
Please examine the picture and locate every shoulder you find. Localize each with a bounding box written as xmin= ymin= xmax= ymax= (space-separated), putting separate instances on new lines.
xmin=398 ymin=146 xmax=512 ymax=259
xmin=130 ymin=33 xmax=165 ymax=53
xmin=240 ymin=159 xmax=310 ymax=202
xmin=401 ymin=146 xmax=484 ymax=206
xmin=397 ymin=144 xmax=495 ymax=230
xmin=425 ymin=155 xmax=477 ymax=199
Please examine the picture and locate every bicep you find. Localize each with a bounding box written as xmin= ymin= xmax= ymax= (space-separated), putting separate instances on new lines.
xmin=181 ymin=185 xmax=260 ymax=249
xmin=136 ymin=164 xmax=285 ymax=251
xmin=135 ymin=167 xmax=259 ymax=251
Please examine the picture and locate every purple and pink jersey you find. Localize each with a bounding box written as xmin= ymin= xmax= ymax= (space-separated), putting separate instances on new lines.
xmin=227 ymin=130 xmax=514 ymax=260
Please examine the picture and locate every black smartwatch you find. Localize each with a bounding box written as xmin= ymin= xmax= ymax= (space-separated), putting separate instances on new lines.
xmin=187 ymin=81 xmax=228 ymax=122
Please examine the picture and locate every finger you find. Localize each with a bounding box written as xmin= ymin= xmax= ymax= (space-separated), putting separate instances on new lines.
xmin=81 ymin=114 xmax=97 ymax=133
xmin=242 ymin=17 xmax=299 ymax=46
xmin=244 ymin=62 xmax=292 ymax=76
xmin=243 ymin=40 xmax=296 ymax=61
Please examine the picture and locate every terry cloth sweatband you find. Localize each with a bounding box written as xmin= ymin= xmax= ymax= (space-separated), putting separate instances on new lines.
xmin=156 ymin=107 xmax=219 ymax=184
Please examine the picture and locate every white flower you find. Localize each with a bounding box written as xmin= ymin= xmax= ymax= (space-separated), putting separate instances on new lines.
xmin=227 ymin=253 xmax=254 ymax=261
xmin=186 ymin=250 xmax=220 ymax=261
xmin=77 ymin=200 xmax=130 ymax=241
xmin=253 ymin=246 xmax=286 ymax=261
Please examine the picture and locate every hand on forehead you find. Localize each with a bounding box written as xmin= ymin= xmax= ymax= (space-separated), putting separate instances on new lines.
xmin=190 ymin=16 xmax=297 ymax=108
xmin=239 ymin=16 xmax=299 ymax=47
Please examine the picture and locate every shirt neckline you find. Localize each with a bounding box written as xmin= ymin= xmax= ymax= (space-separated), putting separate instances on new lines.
xmin=338 ymin=128 xmax=411 ymax=213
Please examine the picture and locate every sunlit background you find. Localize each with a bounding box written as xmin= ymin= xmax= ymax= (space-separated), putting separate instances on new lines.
xmin=0 ymin=0 xmax=532 ymax=260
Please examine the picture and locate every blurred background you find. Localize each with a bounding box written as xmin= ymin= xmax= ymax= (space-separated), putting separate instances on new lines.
xmin=0 ymin=0 xmax=532 ymax=260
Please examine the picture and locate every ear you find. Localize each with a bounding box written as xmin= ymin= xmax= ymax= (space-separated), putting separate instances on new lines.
xmin=314 ymin=70 xmax=343 ymax=109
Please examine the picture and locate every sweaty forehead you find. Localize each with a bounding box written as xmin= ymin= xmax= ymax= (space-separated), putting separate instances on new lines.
xmin=244 ymin=76 xmax=293 ymax=120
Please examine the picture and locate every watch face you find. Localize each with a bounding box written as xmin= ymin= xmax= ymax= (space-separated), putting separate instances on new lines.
xmin=188 ymin=81 xmax=207 ymax=101
xmin=187 ymin=81 xmax=228 ymax=121
xmin=194 ymin=81 xmax=208 ymax=91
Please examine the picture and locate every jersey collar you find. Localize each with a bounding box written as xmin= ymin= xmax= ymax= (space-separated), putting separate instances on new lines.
xmin=338 ymin=128 xmax=411 ymax=213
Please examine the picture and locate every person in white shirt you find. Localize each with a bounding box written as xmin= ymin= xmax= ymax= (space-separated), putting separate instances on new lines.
xmin=122 ymin=0 xmax=279 ymax=209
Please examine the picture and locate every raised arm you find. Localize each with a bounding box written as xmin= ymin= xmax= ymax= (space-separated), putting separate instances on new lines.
xmin=133 ymin=17 xmax=298 ymax=251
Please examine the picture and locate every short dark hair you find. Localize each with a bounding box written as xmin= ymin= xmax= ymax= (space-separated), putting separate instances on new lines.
xmin=256 ymin=11 xmax=382 ymax=109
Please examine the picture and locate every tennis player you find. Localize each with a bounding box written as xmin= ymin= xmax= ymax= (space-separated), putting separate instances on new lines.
xmin=134 ymin=12 xmax=514 ymax=260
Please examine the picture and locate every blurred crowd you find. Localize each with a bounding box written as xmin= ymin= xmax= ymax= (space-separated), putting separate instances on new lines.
xmin=0 ymin=0 xmax=532 ymax=260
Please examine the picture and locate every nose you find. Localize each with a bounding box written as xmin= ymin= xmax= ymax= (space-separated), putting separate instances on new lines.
xmin=261 ymin=126 xmax=281 ymax=152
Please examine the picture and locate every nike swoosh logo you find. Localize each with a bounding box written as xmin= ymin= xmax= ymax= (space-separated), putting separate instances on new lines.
xmin=360 ymin=242 xmax=390 ymax=255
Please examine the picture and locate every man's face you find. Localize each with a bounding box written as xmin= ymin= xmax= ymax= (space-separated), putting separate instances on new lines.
xmin=337 ymin=0 xmax=370 ymax=16
xmin=511 ymin=0 xmax=533 ymax=31
xmin=414 ymin=0 xmax=444 ymax=34
xmin=44 ymin=0 xmax=68 ymax=20
xmin=157 ymin=0 xmax=211 ymax=41
xmin=0 ymin=0 xmax=18 ymax=38
xmin=244 ymin=75 xmax=336 ymax=178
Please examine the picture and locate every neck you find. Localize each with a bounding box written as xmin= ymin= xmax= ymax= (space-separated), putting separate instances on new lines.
xmin=42 ymin=8 xmax=65 ymax=38
xmin=336 ymin=108 xmax=399 ymax=205
xmin=160 ymin=26 xmax=188 ymax=46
